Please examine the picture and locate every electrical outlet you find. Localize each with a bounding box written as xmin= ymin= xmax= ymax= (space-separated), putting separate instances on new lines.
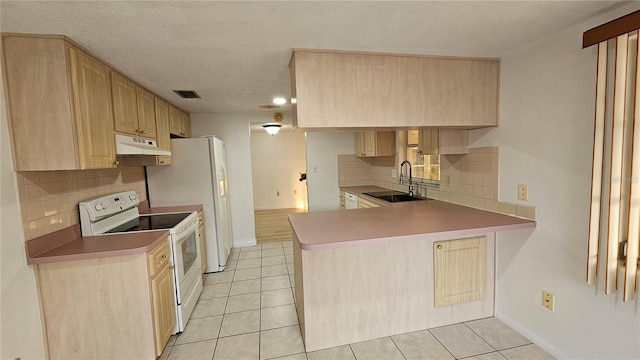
xmin=391 ymin=169 xmax=398 ymax=178
xmin=542 ymin=291 xmax=554 ymax=311
xmin=518 ymin=184 xmax=528 ymax=201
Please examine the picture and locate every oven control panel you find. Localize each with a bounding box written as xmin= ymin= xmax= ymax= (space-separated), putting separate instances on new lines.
xmin=79 ymin=191 xmax=140 ymax=222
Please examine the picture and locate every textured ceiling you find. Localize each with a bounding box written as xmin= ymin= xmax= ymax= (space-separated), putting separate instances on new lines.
xmin=0 ymin=1 xmax=630 ymax=115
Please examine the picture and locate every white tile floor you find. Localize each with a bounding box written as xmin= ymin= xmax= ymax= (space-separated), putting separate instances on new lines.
xmin=161 ymin=241 xmax=556 ymax=360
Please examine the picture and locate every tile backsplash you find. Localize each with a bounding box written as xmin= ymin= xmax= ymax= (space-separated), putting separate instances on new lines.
xmin=337 ymin=146 xmax=535 ymax=221
xmin=439 ymin=147 xmax=498 ymax=201
xmin=16 ymin=167 xmax=147 ymax=240
xmin=338 ymin=147 xmax=498 ymax=201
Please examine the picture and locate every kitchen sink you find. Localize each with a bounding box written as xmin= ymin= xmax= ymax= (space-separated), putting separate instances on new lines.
xmin=362 ymin=191 xmax=426 ymax=203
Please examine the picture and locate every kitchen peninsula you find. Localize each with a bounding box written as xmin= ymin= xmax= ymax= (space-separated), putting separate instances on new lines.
xmin=289 ymin=187 xmax=535 ymax=352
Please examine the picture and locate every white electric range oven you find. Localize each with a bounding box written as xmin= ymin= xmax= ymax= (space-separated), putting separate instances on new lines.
xmin=79 ymin=191 xmax=202 ymax=334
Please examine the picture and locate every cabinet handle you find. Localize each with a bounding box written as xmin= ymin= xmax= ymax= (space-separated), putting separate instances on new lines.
xmin=141 ymin=130 xmax=146 ymax=134
xmin=437 ymin=244 xmax=443 ymax=249
xmin=113 ymin=160 xmax=120 ymax=166
xmin=159 ymin=160 xmax=165 ymax=164
xmin=161 ymin=254 xmax=167 ymax=259
xmin=169 ymin=265 xmax=175 ymax=270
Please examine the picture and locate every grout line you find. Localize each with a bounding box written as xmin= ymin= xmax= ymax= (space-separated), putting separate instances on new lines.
xmin=457 ymin=350 xmax=503 ymax=360
xmin=388 ymin=335 xmax=408 ymax=359
xmin=463 ymin=322 xmax=498 ymax=352
xmin=426 ymin=328 xmax=457 ymax=360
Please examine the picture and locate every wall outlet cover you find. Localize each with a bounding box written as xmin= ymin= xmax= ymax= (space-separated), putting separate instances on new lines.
xmin=518 ymin=184 xmax=529 ymax=201
xmin=542 ymin=290 xmax=554 ymax=311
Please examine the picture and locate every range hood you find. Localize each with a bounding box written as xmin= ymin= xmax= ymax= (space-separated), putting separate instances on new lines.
xmin=114 ymin=133 xmax=171 ymax=156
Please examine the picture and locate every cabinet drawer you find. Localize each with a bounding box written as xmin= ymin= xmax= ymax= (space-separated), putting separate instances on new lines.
xmin=358 ymin=198 xmax=380 ymax=209
xmin=148 ymin=240 xmax=171 ymax=276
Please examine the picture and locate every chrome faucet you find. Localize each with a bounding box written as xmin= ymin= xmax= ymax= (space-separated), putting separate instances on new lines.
xmin=400 ymin=160 xmax=414 ymax=196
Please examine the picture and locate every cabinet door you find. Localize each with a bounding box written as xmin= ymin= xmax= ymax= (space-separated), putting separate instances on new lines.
xmin=355 ymin=55 xmax=417 ymax=127
xmin=293 ymin=51 xmax=357 ymax=128
xmin=433 ymin=236 xmax=487 ymax=307
xmin=419 ymin=130 xmax=439 ymax=156
xmin=420 ymin=58 xmax=498 ymax=127
xmin=68 ymin=47 xmax=117 ymax=169
xmin=363 ymin=131 xmax=376 ymax=157
xmin=355 ymin=132 xmax=365 ymax=157
xmin=155 ymin=97 xmax=172 ymax=165
xmin=439 ymin=129 xmax=469 ymax=155
xmin=111 ymin=71 xmax=139 ymax=136
xmin=136 ymin=86 xmax=157 ymax=139
xmin=169 ymin=104 xmax=182 ymax=135
xmin=151 ymin=265 xmax=176 ymax=357
xmin=180 ymin=111 xmax=191 ymax=137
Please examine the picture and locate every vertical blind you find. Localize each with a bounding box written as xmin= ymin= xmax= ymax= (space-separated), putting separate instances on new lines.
xmin=586 ymin=25 xmax=640 ymax=302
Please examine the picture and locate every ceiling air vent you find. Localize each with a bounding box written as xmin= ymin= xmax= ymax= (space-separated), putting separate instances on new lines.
xmin=173 ymin=90 xmax=201 ymax=99
xmin=258 ymin=104 xmax=281 ymax=109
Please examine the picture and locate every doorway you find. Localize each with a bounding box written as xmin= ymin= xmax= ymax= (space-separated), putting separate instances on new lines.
xmin=250 ymin=129 xmax=307 ymax=244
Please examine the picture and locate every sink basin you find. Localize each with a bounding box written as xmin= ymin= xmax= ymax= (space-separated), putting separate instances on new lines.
xmin=362 ymin=191 xmax=426 ymax=203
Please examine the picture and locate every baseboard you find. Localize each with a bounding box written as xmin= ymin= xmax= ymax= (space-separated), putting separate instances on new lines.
xmin=495 ymin=311 xmax=570 ymax=359
xmin=232 ymin=238 xmax=257 ymax=248
xmin=254 ymin=206 xmax=300 ymax=210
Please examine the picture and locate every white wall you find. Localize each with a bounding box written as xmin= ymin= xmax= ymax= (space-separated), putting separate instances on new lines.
xmin=1 ymin=68 xmax=47 ymax=359
xmin=191 ymin=113 xmax=257 ymax=247
xmin=305 ymin=132 xmax=355 ymax=211
xmin=469 ymin=4 xmax=640 ymax=359
xmin=250 ymin=132 xmax=307 ymax=210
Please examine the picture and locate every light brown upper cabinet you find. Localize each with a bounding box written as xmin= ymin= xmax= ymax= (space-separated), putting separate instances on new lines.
xmin=154 ymin=97 xmax=172 ymax=165
xmin=111 ymin=71 xmax=157 ymax=139
xmin=415 ymin=129 xmax=469 ymax=156
xmin=136 ymin=86 xmax=157 ymax=138
xmin=290 ymin=50 xmax=499 ymax=130
xmin=180 ymin=111 xmax=192 ymax=138
xmin=290 ymin=51 xmax=357 ymax=129
xmin=355 ymin=131 xmax=396 ymax=157
xmin=169 ymin=104 xmax=191 ymax=137
xmin=122 ymin=96 xmax=172 ymax=167
xmin=2 ymin=35 xmax=118 ymax=170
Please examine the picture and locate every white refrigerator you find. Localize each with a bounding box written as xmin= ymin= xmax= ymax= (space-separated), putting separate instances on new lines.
xmin=146 ymin=136 xmax=233 ymax=273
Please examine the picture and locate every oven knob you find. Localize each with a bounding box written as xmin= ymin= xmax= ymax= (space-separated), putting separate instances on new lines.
xmin=129 ymin=194 xmax=137 ymax=200
xmin=95 ymin=204 xmax=103 ymax=211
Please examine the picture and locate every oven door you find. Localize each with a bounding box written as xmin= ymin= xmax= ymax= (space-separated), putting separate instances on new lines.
xmin=173 ymin=223 xmax=201 ymax=305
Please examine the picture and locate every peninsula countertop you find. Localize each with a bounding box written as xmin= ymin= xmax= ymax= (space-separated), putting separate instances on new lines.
xmin=289 ymin=186 xmax=535 ymax=250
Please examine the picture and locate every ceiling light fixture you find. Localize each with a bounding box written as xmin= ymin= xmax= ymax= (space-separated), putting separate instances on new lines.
xmin=273 ymin=97 xmax=287 ymax=105
xmin=262 ymin=123 xmax=282 ymax=135
xmin=263 ymin=112 xmax=284 ymax=135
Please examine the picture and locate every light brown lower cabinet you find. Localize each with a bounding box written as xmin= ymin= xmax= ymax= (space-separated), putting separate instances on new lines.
xmin=358 ymin=197 xmax=380 ymax=208
xmin=433 ymin=236 xmax=487 ymax=307
xmin=293 ymin=233 xmax=494 ymax=352
xmin=37 ymin=238 xmax=175 ymax=359
xmin=198 ymin=210 xmax=207 ymax=273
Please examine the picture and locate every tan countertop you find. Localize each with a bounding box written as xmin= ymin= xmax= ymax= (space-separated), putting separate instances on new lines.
xmin=26 ymin=226 xmax=169 ymax=264
xmin=289 ymin=185 xmax=536 ymax=250
xmin=26 ymin=203 xmax=203 ymax=264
